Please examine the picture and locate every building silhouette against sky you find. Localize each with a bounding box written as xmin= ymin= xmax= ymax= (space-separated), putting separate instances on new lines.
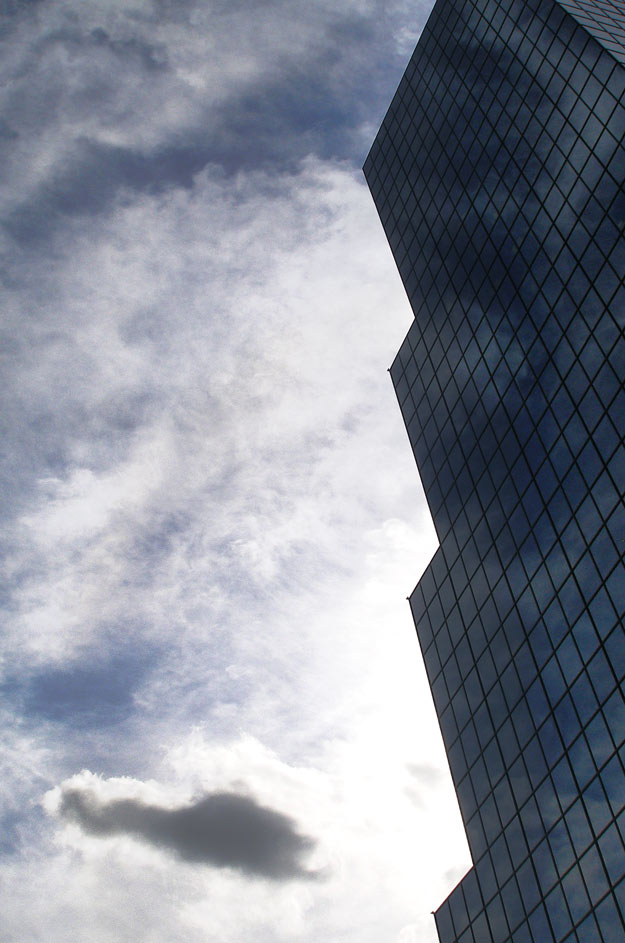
xmin=364 ymin=0 xmax=625 ymax=940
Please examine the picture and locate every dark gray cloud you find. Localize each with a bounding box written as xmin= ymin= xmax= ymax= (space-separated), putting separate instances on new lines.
xmin=59 ymin=788 xmax=317 ymax=879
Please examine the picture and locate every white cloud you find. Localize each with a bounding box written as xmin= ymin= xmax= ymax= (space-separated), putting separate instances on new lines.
xmin=0 ymin=0 xmax=469 ymax=939
xmin=0 ymin=0 xmax=424 ymax=232
xmin=4 ymin=159 xmax=419 ymax=666
xmin=25 ymin=726 xmax=467 ymax=943
xmin=1 ymin=147 xmax=470 ymax=943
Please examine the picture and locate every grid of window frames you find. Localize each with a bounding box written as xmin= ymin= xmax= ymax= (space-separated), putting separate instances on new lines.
xmin=364 ymin=0 xmax=625 ymax=940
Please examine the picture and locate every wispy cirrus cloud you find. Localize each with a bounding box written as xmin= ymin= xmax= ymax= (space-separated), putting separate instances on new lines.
xmin=2 ymin=159 xmax=418 ymax=668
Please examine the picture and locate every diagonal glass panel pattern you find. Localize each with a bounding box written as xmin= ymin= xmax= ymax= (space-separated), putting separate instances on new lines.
xmin=364 ymin=0 xmax=625 ymax=940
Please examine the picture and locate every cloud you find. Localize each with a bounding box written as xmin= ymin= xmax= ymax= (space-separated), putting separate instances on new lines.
xmin=0 ymin=0 xmax=427 ymax=247
xmin=0 ymin=0 xmax=473 ymax=939
xmin=12 ymin=723 xmax=467 ymax=943
xmin=58 ymin=786 xmax=317 ymax=879
xmin=1 ymin=158 xmax=417 ymax=670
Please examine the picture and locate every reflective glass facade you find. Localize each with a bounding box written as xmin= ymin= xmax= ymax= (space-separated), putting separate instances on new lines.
xmin=364 ymin=0 xmax=625 ymax=940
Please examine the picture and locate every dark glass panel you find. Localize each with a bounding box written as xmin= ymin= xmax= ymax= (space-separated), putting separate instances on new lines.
xmin=552 ymin=754 xmax=578 ymax=809
xmin=566 ymin=797 xmax=594 ymax=857
xmin=600 ymin=754 xmax=625 ymax=816
xmin=598 ymin=822 xmax=625 ymax=886
xmin=562 ymin=864 xmax=591 ymax=923
xmin=485 ymin=892 xmax=510 ymax=943
xmin=580 ymin=843 xmax=610 ymax=905
xmin=595 ymin=892 xmax=625 ymax=939
xmin=528 ymin=903 xmax=554 ymax=942
xmin=575 ymin=911 xmax=603 ymax=943
xmin=501 ymin=875 xmax=526 ymax=930
xmin=584 ymin=777 xmax=613 ymax=837
xmin=544 ymin=881 xmax=573 ymax=939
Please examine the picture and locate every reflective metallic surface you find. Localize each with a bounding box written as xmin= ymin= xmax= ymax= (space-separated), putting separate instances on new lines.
xmin=364 ymin=0 xmax=625 ymax=939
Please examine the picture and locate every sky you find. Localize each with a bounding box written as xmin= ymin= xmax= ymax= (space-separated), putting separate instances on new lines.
xmin=0 ymin=1 xmax=471 ymax=940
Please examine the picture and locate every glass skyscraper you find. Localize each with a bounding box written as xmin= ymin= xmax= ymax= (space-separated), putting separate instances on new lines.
xmin=364 ymin=0 xmax=625 ymax=940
